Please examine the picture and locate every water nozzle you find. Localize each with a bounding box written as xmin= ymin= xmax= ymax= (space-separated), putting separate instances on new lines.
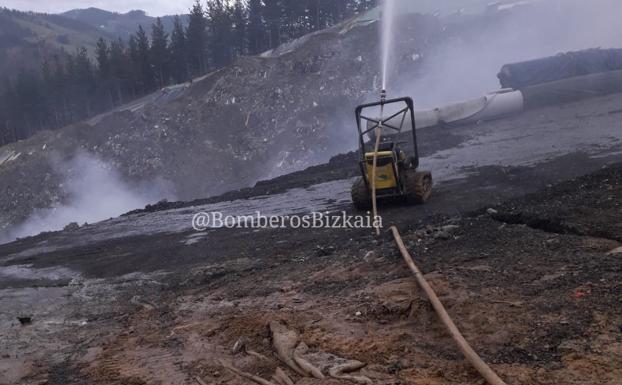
xmin=380 ymin=89 xmax=387 ymax=103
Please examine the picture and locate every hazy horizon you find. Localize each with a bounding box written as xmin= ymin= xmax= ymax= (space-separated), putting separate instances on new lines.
xmin=1 ymin=0 xmax=194 ymax=16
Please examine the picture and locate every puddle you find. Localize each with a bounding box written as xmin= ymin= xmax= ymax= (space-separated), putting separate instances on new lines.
xmin=0 ymin=265 xmax=79 ymax=282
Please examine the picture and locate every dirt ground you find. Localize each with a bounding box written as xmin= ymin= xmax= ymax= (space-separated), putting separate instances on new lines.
xmin=2 ymin=162 xmax=620 ymax=385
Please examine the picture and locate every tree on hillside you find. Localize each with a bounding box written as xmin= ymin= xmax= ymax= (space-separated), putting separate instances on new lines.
xmin=263 ymin=0 xmax=282 ymax=49
xmin=51 ymin=54 xmax=70 ymax=126
xmin=0 ymin=78 xmax=19 ymax=145
xmin=170 ymin=15 xmax=189 ymax=83
xmin=247 ymin=0 xmax=265 ymax=54
xmin=281 ymin=0 xmax=306 ymax=38
xmin=186 ymin=0 xmax=208 ymax=77
xmin=95 ymin=38 xmax=110 ymax=79
xmin=134 ymin=25 xmax=154 ymax=93
xmin=14 ymin=69 xmax=46 ymax=136
xmin=64 ymin=47 xmax=96 ymax=119
xmin=151 ymin=17 xmax=170 ymax=87
xmin=95 ymin=38 xmax=116 ymax=110
xmin=207 ymin=0 xmax=234 ymax=69
xmin=307 ymin=0 xmax=322 ymax=31
xmin=0 ymin=82 xmax=8 ymax=144
xmin=351 ymin=0 xmax=378 ymax=13
xmin=231 ymin=0 xmax=247 ymax=57
xmin=109 ymin=38 xmax=130 ymax=104
xmin=127 ymin=34 xmax=142 ymax=97
xmin=41 ymin=58 xmax=63 ymax=128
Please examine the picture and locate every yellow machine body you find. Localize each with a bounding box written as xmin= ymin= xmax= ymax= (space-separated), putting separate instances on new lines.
xmin=364 ymin=151 xmax=398 ymax=190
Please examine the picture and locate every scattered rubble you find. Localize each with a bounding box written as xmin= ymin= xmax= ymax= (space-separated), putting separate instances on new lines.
xmin=63 ymin=222 xmax=80 ymax=231
xmin=413 ymin=223 xmax=461 ymax=241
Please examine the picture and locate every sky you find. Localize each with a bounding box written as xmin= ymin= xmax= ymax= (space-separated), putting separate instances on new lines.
xmin=1 ymin=0 xmax=195 ymax=16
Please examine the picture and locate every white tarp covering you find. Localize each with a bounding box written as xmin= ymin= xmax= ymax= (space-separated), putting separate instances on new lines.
xmin=374 ymin=89 xmax=524 ymax=131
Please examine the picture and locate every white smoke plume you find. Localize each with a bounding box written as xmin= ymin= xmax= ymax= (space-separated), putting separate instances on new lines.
xmin=390 ymin=0 xmax=622 ymax=107
xmin=0 ymin=151 xmax=176 ymax=244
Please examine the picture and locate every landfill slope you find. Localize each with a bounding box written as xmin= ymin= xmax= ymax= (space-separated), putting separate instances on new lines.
xmin=0 ymin=12 xmax=442 ymax=234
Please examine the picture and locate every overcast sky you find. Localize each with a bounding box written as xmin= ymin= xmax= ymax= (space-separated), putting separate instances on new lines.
xmin=1 ymin=0 xmax=195 ymax=16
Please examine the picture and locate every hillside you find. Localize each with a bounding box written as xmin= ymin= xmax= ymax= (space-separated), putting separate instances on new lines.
xmin=0 ymin=8 xmax=110 ymax=75
xmin=61 ymin=8 xmax=181 ymax=39
xmin=0 ymin=7 xmax=180 ymax=84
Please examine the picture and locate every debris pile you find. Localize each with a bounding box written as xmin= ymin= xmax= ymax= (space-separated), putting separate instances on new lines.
xmin=220 ymin=321 xmax=372 ymax=385
xmin=0 ymin=13 xmax=441 ymax=234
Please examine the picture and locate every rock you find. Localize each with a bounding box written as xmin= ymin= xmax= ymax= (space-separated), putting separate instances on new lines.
xmin=63 ymin=222 xmax=80 ymax=231
xmin=232 ymin=337 xmax=247 ymax=354
xmin=316 ymin=245 xmax=335 ymax=256
xmin=607 ymin=246 xmax=622 ymax=255
xmin=363 ymin=250 xmax=376 ymax=262
xmin=441 ymin=225 xmax=459 ymax=233
xmin=487 ymin=208 xmax=499 ymax=215
xmin=400 ymin=358 xmax=412 ymax=367
xmin=557 ymin=339 xmax=584 ymax=354
xmin=433 ymin=230 xmax=451 ymax=240
xmin=414 ymin=230 xmax=427 ymax=239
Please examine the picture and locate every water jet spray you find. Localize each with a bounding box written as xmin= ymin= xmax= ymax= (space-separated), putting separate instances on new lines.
xmin=380 ymin=0 xmax=396 ymax=92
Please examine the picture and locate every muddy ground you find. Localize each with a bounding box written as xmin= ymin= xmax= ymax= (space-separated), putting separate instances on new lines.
xmin=1 ymin=157 xmax=621 ymax=385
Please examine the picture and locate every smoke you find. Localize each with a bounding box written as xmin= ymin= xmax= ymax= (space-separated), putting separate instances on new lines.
xmin=391 ymin=0 xmax=622 ymax=107
xmin=0 ymin=151 xmax=176 ymax=244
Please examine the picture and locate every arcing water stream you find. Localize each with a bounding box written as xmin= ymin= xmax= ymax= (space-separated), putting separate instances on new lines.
xmin=380 ymin=0 xmax=397 ymax=91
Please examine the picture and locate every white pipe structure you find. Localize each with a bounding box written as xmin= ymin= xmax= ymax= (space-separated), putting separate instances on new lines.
xmin=375 ymin=89 xmax=525 ymax=132
xmin=376 ymin=69 xmax=622 ymax=133
xmin=437 ymin=89 xmax=524 ymax=126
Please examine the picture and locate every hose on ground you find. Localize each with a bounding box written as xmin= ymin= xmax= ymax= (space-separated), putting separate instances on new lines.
xmin=367 ymin=95 xmax=506 ymax=384
xmin=389 ymin=226 xmax=509 ymax=385
xmin=371 ymin=104 xmax=384 ymax=236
